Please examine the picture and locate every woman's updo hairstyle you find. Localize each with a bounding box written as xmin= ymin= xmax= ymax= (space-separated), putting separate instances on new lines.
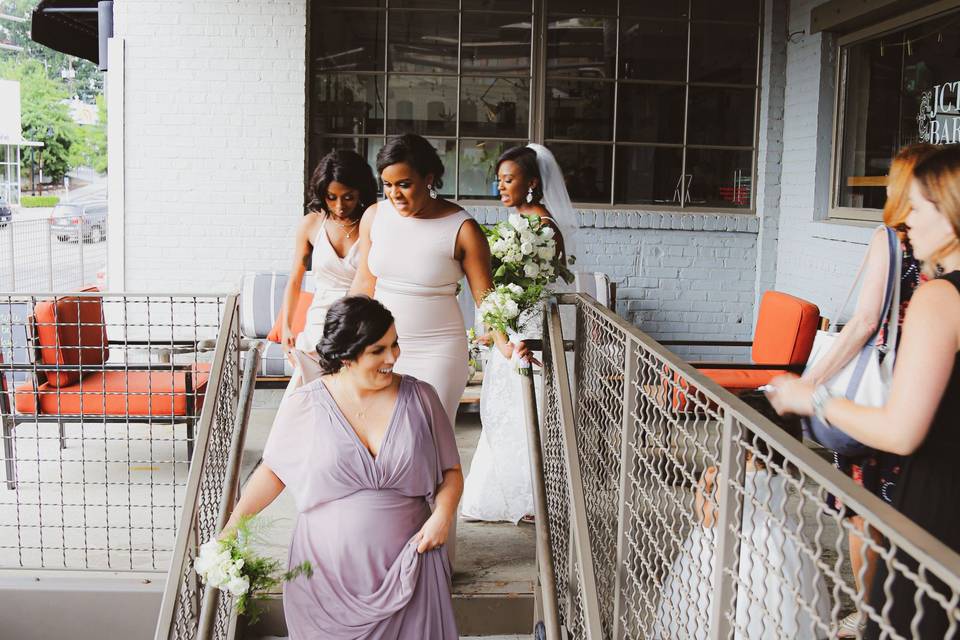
xmin=376 ymin=133 xmax=445 ymax=189
xmin=316 ymin=296 xmax=395 ymax=375
xmin=308 ymin=149 xmax=379 ymax=222
xmin=496 ymin=146 xmax=543 ymax=203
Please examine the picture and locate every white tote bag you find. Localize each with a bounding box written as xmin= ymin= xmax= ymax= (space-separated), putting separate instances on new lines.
xmin=802 ymin=226 xmax=901 ymax=455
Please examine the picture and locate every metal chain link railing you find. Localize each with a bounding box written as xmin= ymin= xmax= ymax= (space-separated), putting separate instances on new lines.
xmin=533 ymin=293 xmax=960 ymax=640
xmin=0 ymin=218 xmax=107 ymax=292
xmin=0 ymin=292 xmax=226 ymax=571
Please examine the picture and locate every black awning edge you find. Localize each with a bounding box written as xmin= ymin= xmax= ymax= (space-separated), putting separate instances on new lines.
xmin=30 ymin=1 xmax=100 ymax=65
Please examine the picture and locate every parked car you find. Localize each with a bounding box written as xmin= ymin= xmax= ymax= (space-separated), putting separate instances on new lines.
xmin=0 ymin=197 xmax=11 ymax=227
xmin=49 ymin=201 xmax=107 ymax=242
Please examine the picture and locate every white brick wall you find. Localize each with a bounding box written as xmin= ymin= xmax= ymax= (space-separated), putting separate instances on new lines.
xmin=773 ymin=0 xmax=876 ymax=321
xmin=115 ymin=0 xmax=307 ymax=293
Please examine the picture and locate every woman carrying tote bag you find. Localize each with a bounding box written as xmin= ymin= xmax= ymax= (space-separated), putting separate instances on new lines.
xmin=799 ymin=143 xmax=935 ymax=636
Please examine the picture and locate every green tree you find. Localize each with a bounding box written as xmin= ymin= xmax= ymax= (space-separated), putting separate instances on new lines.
xmin=1 ymin=58 xmax=83 ymax=182
xmin=0 ymin=0 xmax=103 ymax=101
xmin=76 ymin=94 xmax=107 ymax=174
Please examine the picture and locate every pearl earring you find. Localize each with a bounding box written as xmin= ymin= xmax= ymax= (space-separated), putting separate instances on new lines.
xmin=526 ymin=186 xmax=534 ymax=204
xmin=428 ymin=184 xmax=438 ymax=199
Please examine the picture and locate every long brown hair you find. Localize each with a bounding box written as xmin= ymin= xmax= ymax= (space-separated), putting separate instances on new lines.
xmin=884 ymin=143 xmax=938 ymax=228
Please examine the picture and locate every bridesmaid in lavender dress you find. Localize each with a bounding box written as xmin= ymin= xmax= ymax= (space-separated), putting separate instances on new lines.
xmin=223 ymin=296 xmax=461 ymax=639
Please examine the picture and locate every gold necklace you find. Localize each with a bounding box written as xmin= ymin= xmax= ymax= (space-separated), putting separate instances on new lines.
xmin=336 ymin=372 xmax=368 ymax=421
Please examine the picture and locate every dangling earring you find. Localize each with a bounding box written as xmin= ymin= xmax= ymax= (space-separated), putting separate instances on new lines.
xmin=428 ymin=184 xmax=438 ymax=199
xmin=526 ymin=186 xmax=534 ymax=204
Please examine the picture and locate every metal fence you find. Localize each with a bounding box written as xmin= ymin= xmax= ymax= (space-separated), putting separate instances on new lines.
xmin=0 ymin=292 xmax=228 ymax=571
xmin=533 ymin=293 xmax=960 ymax=639
xmin=154 ymin=310 xmax=261 ymax=640
xmin=0 ymin=218 xmax=107 ymax=292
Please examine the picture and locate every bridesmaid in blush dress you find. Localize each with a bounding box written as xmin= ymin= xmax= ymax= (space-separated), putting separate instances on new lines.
xmin=222 ymin=297 xmax=461 ymax=639
xmin=350 ymin=133 xmax=526 ymax=427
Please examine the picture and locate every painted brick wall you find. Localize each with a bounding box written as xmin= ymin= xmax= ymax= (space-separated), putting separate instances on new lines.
xmin=774 ymin=0 xmax=876 ymax=321
xmin=114 ymin=0 xmax=307 ymax=293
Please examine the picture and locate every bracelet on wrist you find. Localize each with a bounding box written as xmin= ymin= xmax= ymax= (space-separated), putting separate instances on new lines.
xmin=811 ymin=385 xmax=834 ymax=424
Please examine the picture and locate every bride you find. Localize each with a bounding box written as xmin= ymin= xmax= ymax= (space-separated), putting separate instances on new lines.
xmin=460 ymin=144 xmax=577 ymax=524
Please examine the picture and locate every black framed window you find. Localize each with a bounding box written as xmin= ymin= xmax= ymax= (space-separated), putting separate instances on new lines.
xmin=308 ymin=0 xmax=761 ymax=208
xmin=308 ymin=0 xmax=534 ymax=200
xmin=833 ymin=7 xmax=960 ymax=220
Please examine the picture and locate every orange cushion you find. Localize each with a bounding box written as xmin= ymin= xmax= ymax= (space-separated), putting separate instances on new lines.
xmin=700 ymin=368 xmax=790 ymax=392
xmin=34 ymin=294 xmax=109 ymax=388
xmin=266 ymin=293 xmax=314 ymax=343
xmin=751 ymin=291 xmax=820 ymax=367
xmin=14 ymin=365 xmax=209 ymax=416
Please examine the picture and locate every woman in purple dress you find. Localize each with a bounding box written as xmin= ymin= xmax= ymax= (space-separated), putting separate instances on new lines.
xmin=222 ymin=296 xmax=462 ymax=639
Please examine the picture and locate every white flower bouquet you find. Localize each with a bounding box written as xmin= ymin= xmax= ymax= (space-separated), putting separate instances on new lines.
xmin=478 ymin=282 xmax=545 ymax=374
xmin=486 ymin=213 xmax=574 ymax=290
xmin=195 ymin=515 xmax=312 ymax=623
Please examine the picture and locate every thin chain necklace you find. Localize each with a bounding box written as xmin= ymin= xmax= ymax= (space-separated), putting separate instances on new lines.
xmin=328 ymin=214 xmax=359 ymax=239
xmin=335 ymin=371 xmax=369 ymax=422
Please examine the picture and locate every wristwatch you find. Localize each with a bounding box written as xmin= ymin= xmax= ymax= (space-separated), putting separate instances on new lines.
xmin=811 ymin=385 xmax=835 ymax=424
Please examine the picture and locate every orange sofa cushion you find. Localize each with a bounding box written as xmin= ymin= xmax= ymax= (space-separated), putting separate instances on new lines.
xmin=34 ymin=294 xmax=109 ymax=388
xmin=14 ymin=365 xmax=210 ymax=416
xmin=700 ymin=368 xmax=790 ymax=393
xmin=266 ymin=293 xmax=314 ymax=343
xmin=751 ymin=291 xmax=820 ymax=367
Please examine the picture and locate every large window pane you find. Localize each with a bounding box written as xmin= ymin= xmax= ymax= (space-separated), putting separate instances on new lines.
xmin=545 ymin=79 xmax=614 ymax=140
xmin=460 ymin=77 xmax=529 ymax=138
xmin=619 ymin=18 xmax=687 ymax=81
xmin=423 ymin=138 xmax=457 ymax=196
xmin=461 ymin=13 xmax=532 ymax=75
xmin=546 ymin=17 xmax=617 ymax=79
xmin=387 ymin=75 xmax=457 ymax=136
xmin=621 ymin=2 xmax=689 ymax=19
xmin=308 ymin=136 xmax=384 ymax=183
xmin=312 ymin=10 xmax=385 ymax=72
xmin=388 ymin=10 xmax=459 ymax=73
xmin=690 ymin=0 xmax=759 ymax=23
xmin=685 ymin=148 xmax=753 ymax=208
xmin=617 ymin=84 xmax=685 ymax=144
xmin=314 ymin=0 xmax=384 ymax=7
xmin=463 ymin=0 xmax=532 ymax=10
xmin=690 ymin=22 xmax=759 ymax=84
xmin=458 ymin=139 xmax=522 ymax=198
xmin=548 ymin=143 xmax=612 ymax=202
xmin=615 ymin=146 xmax=683 ymax=205
xmin=836 ymin=11 xmax=960 ymax=211
xmin=686 ymin=86 xmax=755 ymax=146
xmin=547 ymin=0 xmax=617 ymax=16
xmin=311 ymin=74 xmax=385 ymax=136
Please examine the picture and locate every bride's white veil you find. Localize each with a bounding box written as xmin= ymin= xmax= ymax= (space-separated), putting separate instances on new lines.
xmin=527 ymin=143 xmax=578 ymax=261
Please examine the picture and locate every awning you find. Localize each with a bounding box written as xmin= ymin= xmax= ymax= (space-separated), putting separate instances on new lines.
xmin=30 ymin=1 xmax=101 ymax=65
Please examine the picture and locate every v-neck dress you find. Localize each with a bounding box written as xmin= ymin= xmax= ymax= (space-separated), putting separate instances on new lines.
xmin=263 ymin=375 xmax=461 ymax=639
xmin=294 ymin=217 xmax=361 ymax=354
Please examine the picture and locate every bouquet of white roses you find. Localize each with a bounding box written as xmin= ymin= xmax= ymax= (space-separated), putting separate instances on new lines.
xmin=478 ymin=282 xmax=546 ymax=374
xmin=486 ymin=213 xmax=574 ymax=290
xmin=195 ymin=515 xmax=312 ymax=623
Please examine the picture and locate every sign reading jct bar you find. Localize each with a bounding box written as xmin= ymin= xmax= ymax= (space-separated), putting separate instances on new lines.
xmin=919 ymin=81 xmax=960 ymax=145
xmin=0 ymin=80 xmax=22 ymax=145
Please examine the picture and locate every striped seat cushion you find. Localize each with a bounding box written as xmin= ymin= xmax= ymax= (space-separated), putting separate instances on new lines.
xmin=239 ymin=272 xmax=315 ymax=339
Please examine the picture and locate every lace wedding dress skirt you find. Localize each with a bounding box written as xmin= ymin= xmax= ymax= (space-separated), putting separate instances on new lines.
xmin=460 ymin=310 xmax=544 ymax=524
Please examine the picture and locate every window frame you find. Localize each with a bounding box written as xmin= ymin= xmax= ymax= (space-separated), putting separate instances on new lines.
xmin=828 ymin=0 xmax=960 ymax=223
xmin=306 ymin=0 xmax=764 ymax=212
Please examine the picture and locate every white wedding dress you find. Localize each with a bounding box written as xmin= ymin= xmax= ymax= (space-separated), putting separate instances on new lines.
xmin=460 ymin=309 xmax=542 ymax=524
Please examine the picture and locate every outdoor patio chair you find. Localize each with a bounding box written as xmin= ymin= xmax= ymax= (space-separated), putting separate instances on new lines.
xmin=1 ymin=293 xmax=210 ymax=490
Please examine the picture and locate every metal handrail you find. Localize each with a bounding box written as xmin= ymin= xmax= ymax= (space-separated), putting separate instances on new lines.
xmin=154 ymin=294 xmax=242 ymax=640
xmin=520 ymin=349 xmax=561 ymax=640
xmin=195 ymin=341 xmax=263 ymax=640
xmin=561 ymin=293 xmax=960 ymax=591
xmin=534 ymin=293 xmax=960 ymax=638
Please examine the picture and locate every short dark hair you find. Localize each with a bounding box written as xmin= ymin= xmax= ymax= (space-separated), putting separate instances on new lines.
xmin=376 ymin=133 xmax=445 ymax=189
xmin=315 ymin=296 xmax=395 ymax=375
xmin=308 ymin=150 xmax=379 ymax=222
xmin=496 ymin=146 xmax=542 ymax=203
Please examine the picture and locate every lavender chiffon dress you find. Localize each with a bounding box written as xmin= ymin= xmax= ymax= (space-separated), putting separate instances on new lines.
xmin=263 ymin=375 xmax=460 ymax=639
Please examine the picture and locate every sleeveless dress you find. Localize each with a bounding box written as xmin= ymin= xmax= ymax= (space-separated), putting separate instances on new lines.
xmin=264 ymin=375 xmax=460 ymax=639
xmin=461 ymin=213 xmax=572 ymax=523
xmin=367 ymin=199 xmax=472 ymax=427
xmin=284 ymin=218 xmax=360 ymax=399
xmin=865 ymin=270 xmax=960 ymax=639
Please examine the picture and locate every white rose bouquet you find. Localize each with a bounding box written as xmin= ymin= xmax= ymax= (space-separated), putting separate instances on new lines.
xmin=486 ymin=213 xmax=574 ymax=291
xmin=478 ymin=282 xmax=546 ymax=374
xmin=195 ymin=515 xmax=312 ymax=623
